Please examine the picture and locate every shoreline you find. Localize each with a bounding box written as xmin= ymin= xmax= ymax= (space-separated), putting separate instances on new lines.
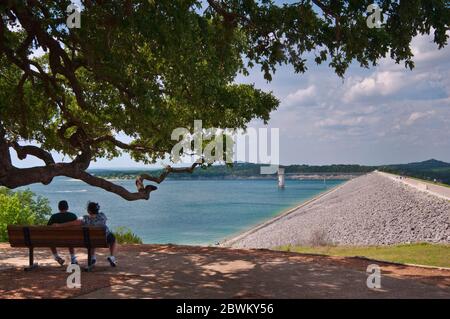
xmin=95 ymin=176 xmax=357 ymax=182
xmin=220 ymin=172 xmax=450 ymax=248
xmin=141 ymin=180 xmax=347 ymax=246
xmin=218 ymin=178 xmax=352 ymax=247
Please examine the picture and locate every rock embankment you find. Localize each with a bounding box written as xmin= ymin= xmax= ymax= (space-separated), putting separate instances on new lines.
xmin=223 ymin=172 xmax=450 ymax=248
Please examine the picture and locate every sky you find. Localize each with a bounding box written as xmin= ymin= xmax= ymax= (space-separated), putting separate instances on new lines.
xmin=236 ymin=31 xmax=450 ymax=166
xmin=10 ymin=2 xmax=450 ymax=168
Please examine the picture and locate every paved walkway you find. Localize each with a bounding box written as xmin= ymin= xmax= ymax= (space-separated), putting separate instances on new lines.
xmin=378 ymin=171 xmax=450 ymax=200
xmin=0 ymin=244 xmax=449 ymax=299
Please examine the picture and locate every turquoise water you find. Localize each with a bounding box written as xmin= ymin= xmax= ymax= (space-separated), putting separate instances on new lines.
xmin=22 ymin=178 xmax=344 ymax=245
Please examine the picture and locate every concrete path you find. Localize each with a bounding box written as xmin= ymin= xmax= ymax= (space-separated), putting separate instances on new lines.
xmin=378 ymin=171 xmax=450 ymax=200
xmin=0 ymin=244 xmax=448 ymax=299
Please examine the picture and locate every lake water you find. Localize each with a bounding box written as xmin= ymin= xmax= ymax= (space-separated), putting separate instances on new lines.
xmin=21 ymin=178 xmax=344 ymax=245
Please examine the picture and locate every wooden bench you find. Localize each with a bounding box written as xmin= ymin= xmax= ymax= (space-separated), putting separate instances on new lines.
xmin=7 ymin=225 xmax=108 ymax=271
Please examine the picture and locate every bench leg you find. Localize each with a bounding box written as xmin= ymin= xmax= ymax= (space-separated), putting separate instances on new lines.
xmin=24 ymin=247 xmax=38 ymax=271
xmin=84 ymin=247 xmax=93 ymax=272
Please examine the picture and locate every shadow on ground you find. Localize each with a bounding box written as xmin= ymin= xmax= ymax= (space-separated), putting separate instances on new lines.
xmin=0 ymin=244 xmax=448 ymax=299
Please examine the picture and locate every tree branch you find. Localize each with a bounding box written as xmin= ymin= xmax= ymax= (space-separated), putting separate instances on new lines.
xmin=0 ymin=140 xmax=156 ymax=200
xmin=0 ymin=125 xmax=13 ymax=175
xmin=0 ymin=162 xmax=157 ymax=201
xmin=311 ymin=0 xmax=341 ymax=42
xmin=10 ymin=142 xmax=56 ymax=166
xmin=207 ymin=0 xmax=238 ymax=24
xmin=0 ymin=138 xmax=201 ymax=201
xmin=311 ymin=0 xmax=336 ymax=19
xmin=89 ymin=135 xmax=156 ymax=153
xmin=76 ymin=170 xmax=157 ymax=201
xmin=12 ymin=4 xmax=90 ymax=111
xmin=136 ymin=162 xmax=202 ymax=191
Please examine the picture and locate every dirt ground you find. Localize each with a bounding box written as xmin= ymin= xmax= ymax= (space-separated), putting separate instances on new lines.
xmin=0 ymin=243 xmax=448 ymax=299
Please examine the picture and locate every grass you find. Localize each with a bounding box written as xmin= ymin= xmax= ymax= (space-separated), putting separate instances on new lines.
xmin=408 ymin=176 xmax=450 ymax=188
xmin=113 ymin=227 xmax=143 ymax=244
xmin=277 ymin=243 xmax=450 ymax=268
xmin=379 ymin=170 xmax=450 ymax=188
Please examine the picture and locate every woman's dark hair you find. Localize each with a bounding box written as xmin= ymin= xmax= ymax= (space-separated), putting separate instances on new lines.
xmin=87 ymin=201 xmax=100 ymax=215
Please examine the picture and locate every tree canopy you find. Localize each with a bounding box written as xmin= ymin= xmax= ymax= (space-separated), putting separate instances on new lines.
xmin=0 ymin=1 xmax=449 ymax=200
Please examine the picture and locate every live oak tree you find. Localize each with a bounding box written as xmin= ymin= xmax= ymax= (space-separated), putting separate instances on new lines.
xmin=0 ymin=1 xmax=448 ymax=200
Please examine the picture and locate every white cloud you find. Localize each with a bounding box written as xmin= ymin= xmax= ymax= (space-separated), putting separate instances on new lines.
xmin=405 ymin=110 xmax=436 ymax=126
xmin=260 ymin=32 xmax=450 ymax=164
xmin=343 ymin=71 xmax=405 ymax=102
xmin=317 ymin=115 xmax=379 ymax=128
xmin=283 ymin=85 xmax=317 ymax=106
xmin=411 ymin=31 xmax=450 ymax=63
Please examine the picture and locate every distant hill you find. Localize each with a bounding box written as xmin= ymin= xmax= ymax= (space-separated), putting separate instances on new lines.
xmin=89 ymin=159 xmax=450 ymax=185
xmin=90 ymin=162 xmax=376 ymax=180
xmin=380 ymin=159 xmax=450 ymax=185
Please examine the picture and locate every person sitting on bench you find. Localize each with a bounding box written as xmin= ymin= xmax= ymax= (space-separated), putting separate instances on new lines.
xmin=54 ymin=201 xmax=117 ymax=267
xmin=47 ymin=200 xmax=79 ymax=265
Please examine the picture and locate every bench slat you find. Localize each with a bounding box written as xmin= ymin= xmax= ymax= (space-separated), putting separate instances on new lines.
xmin=7 ymin=225 xmax=109 ymax=248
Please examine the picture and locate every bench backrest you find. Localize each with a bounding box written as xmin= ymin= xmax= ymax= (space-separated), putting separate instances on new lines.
xmin=7 ymin=225 xmax=109 ymax=248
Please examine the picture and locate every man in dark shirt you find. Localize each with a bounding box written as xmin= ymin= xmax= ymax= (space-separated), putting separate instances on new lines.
xmin=48 ymin=200 xmax=78 ymax=265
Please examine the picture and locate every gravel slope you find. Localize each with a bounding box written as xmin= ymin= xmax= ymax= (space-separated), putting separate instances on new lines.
xmin=223 ymin=172 xmax=450 ymax=248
